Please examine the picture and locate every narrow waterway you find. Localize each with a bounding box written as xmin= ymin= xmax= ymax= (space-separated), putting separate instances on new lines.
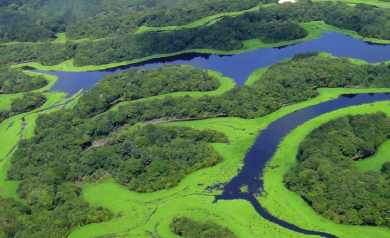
xmin=29 ymin=32 xmax=390 ymax=96
xmin=215 ymin=93 xmax=390 ymax=237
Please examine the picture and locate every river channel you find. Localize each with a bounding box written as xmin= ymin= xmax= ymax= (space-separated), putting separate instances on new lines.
xmin=30 ymin=32 xmax=390 ymax=96
xmin=28 ymin=32 xmax=390 ymax=237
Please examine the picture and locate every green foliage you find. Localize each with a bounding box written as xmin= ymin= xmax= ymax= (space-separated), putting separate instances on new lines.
xmin=0 ymin=183 xmax=113 ymax=237
xmin=4 ymin=2 xmax=390 ymax=67
xmin=10 ymin=92 xmax=46 ymax=114
xmin=0 ymin=65 xmax=47 ymax=94
xmin=74 ymin=65 xmax=219 ymax=118
xmin=0 ymin=92 xmax=46 ymax=123
xmin=283 ymin=113 xmax=390 ymax=227
xmin=170 ymin=215 xmax=237 ymax=238
xmin=79 ymin=125 xmax=226 ymax=192
xmin=0 ymin=0 xmax=264 ymax=43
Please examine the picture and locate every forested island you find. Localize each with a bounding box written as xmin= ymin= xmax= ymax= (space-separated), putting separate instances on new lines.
xmin=0 ymin=92 xmax=47 ymax=123
xmin=284 ymin=113 xmax=390 ymax=226
xmin=0 ymin=66 xmax=47 ymax=94
xmin=170 ymin=215 xmax=237 ymax=238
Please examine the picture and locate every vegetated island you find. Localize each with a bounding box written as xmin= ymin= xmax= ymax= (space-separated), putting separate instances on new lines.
xmin=284 ymin=112 xmax=390 ymax=227
xmin=170 ymin=215 xmax=237 ymax=238
xmin=0 ymin=92 xmax=47 ymax=123
xmin=0 ymin=65 xmax=47 ymax=94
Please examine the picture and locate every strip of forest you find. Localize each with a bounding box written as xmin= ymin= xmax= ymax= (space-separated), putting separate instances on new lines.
xmin=3 ymin=2 xmax=390 ymax=67
xmin=0 ymin=0 xmax=268 ymax=43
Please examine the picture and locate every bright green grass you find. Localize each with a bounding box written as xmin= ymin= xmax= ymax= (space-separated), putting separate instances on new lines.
xmin=110 ymin=70 xmax=235 ymax=111
xmin=69 ymin=86 xmax=390 ymax=238
xmin=314 ymin=0 xmax=390 ymax=8
xmin=356 ymin=139 xmax=390 ymax=173
xmin=245 ymin=66 xmax=269 ymax=86
xmin=260 ymin=101 xmax=390 ymax=238
xmin=53 ymin=33 xmax=67 ymax=43
xmin=0 ymin=71 xmax=58 ymax=110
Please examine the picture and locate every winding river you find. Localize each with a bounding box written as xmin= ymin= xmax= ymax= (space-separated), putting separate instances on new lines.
xmin=28 ymin=32 xmax=390 ymax=237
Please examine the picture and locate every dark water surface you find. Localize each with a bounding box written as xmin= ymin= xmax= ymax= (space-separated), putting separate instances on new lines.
xmin=29 ymin=32 xmax=390 ymax=96
xmin=215 ymin=93 xmax=390 ymax=238
xmin=28 ymin=33 xmax=390 ymax=237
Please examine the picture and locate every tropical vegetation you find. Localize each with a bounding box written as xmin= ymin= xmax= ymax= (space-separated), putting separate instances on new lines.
xmin=284 ymin=113 xmax=390 ymax=227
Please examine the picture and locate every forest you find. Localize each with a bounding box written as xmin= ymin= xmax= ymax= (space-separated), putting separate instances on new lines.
xmin=0 ymin=92 xmax=46 ymax=124
xmin=283 ymin=113 xmax=390 ymax=227
xmin=0 ymin=66 xmax=47 ymax=94
xmin=73 ymin=65 xmax=219 ymax=118
xmin=170 ymin=215 xmax=237 ymax=238
xmin=0 ymin=0 xmax=266 ymax=43
xmin=2 ymin=2 xmax=390 ymax=67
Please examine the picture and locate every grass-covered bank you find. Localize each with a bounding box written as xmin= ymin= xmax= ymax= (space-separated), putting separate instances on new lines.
xmin=356 ymin=139 xmax=390 ymax=172
xmin=260 ymin=102 xmax=390 ymax=238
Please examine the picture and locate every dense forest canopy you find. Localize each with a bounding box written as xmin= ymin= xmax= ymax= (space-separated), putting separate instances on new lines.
xmin=3 ymin=2 xmax=390 ymax=67
xmin=284 ymin=113 xmax=390 ymax=227
xmin=0 ymin=0 xmax=267 ymax=43
xmin=170 ymin=215 xmax=237 ymax=238
xmin=0 ymin=66 xmax=47 ymax=94
xmin=0 ymin=92 xmax=46 ymax=124
xmin=73 ymin=65 xmax=219 ymax=118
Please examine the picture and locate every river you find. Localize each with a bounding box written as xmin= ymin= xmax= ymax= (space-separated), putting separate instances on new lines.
xmin=29 ymin=32 xmax=390 ymax=96
xmin=28 ymin=32 xmax=390 ymax=237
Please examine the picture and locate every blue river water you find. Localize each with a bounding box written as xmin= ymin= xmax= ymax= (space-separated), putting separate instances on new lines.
xmin=30 ymin=32 xmax=390 ymax=97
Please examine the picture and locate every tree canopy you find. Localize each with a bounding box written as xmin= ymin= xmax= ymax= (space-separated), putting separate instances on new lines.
xmin=284 ymin=113 xmax=390 ymax=227
xmin=170 ymin=215 xmax=237 ymax=238
xmin=0 ymin=92 xmax=46 ymax=124
xmin=0 ymin=66 xmax=47 ymax=94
